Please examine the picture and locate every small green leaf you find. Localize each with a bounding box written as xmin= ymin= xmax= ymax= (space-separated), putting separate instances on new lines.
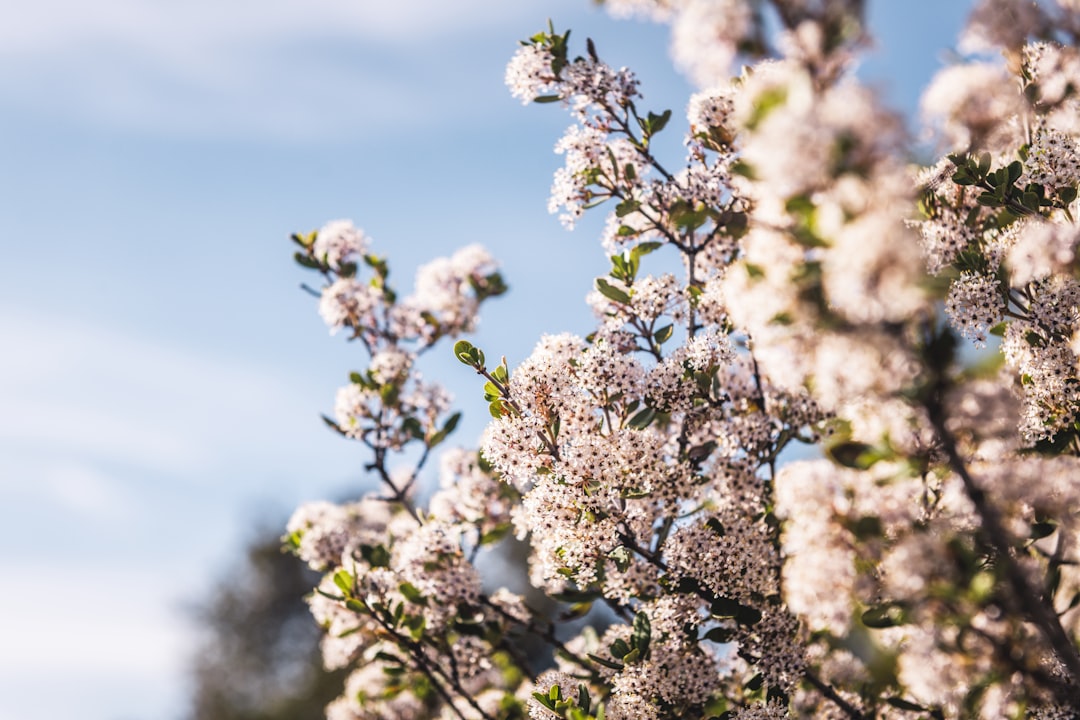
xmin=399 ymin=582 xmax=426 ymax=605
xmin=861 ymin=603 xmax=906 ymax=628
xmin=615 ymin=198 xmax=641 ymax=218
xmin=429 ymin=411 xmax=461 ymax=448
xmin=293 ymin=251 xmax=322 ymax=270
xmin=333 ymin=569 xmax=354 ymax=596
xmin=533 ymin=95 xmax=562 ymax=104
xmin=1007 ymin=160 xmax=1023 ymax=183
xmin=645 ymin=109 xmax=671 ymax=136
xmin=454 ymin=340 xmax=475 ymax=365
xmin=532 ymin=692 xmax=556 ymax=711
xmin=1031 ymin=520 xmax=1057 ymax=540
xmin=360 ymin=544 xmax=391 ymax=568
xmin=608 ymin=546 xmax=631 ymax=573
xmin=653 ymin=324 xmax=674 ymax=344
xmin=632 ymin=611 xmax=651 ymax=658
xmin=402 ymin=417 xmax=424 ymax=440
xmin=886 ymin=697 xmax=930 ymax=712
xmin=595 ymin=277 xmax=632 ymax=304
xmin=577 ymin=684 xmax=591 ymax=714
xmin=480 ymin=523 xmax=512 ymax=546
xmin=587 ymin=653 xmax=624 ymax=671
xmin=951 ymin=169 xmax=975 ymax=186
xmin=827 ymin=441 xmax=876 ymax=469
xmin=627 ymin=407 xmax=656 ymax=430
xmin=704 ymin=626 xmax=736 ymax=643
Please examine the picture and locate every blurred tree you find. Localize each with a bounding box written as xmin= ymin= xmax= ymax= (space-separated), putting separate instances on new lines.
xmin=185 ymin=521 xmax=346 ymax=720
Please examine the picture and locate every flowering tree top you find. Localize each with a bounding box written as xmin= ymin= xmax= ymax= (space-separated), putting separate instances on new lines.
xmin=284 ymin=2 xmax=1080 ymax=718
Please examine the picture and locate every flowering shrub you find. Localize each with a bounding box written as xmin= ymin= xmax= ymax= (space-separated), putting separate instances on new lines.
xmin=285 ymin=2 xmax=1080 ymax=718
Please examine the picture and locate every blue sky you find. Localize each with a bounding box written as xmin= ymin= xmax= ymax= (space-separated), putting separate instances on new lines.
xmin=0 ymin=2 xmax=970 ymax=718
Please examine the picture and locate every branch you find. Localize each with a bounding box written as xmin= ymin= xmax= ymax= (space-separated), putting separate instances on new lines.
xmin=924 ymin=388 xmax=1080 ymax=700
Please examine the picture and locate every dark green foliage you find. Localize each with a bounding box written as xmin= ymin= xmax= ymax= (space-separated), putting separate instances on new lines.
xmin=186 ymin=524 xmax=346 ymax=720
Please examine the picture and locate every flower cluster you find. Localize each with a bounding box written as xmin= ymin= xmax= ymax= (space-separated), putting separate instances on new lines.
xmin=285 ymin=2 xmax=1080 ymax=719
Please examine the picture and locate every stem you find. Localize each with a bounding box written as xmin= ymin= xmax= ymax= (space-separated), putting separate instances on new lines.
xmin=361 ymin=597 xmax=499 ymax=720
xmin=615 ymin=530 xmax=868 ymax=720
xmin=479 ymin=596 xmax=596 ymax=673
xmin=924 ymin=389 xmax=1080 ymax=700
xmin=804 ymin=671 xmax=869 ymax=720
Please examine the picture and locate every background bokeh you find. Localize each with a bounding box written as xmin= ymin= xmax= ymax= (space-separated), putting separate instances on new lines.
xmin=0 ymin=2 xmax=970 ymax=718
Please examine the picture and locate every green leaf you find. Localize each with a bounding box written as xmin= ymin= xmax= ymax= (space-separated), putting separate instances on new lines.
xmin=577 ymin=684 xmax=591 ymax=714
xmin=454 ymin=340 xmax=476 ymax=365
xmin=1031 ymin=520 xmax=1057 ymax=540
xmin=632 ymin=611 xmax=651 ymax=658
xmin=1007 ymin=160 xmax=1023 ymax=183
xmin=609 ymin=638 xmax=631 ymax=659
xmin=402 ymin=417 xmax=425 ymax=440
xmin=608 ymin=546 xmax=631 ymax=573
xmin=735 ymin=604 xmax=762 ymax=626
xmin=615 ymin=198 xmax=641 ymax=218
xmin=653 ymin=324 xmax=674 ymax=344
xmin=532 ymin=692 xmax=556 ymax=711
xmin=1059 ymin=185 xmax=1078 ymax=205
xmin=399 ymin=582 xmax=427 ymax=605
xmin=849 ymin=515 xmax=883 ymax=540
xmin=951 ymin=169 xmax=974 ymax=186
xmin=293 ymin=251 xmax=322 ymax=270
xmin=826 ymin=440 xmax=876 ymax=469
xmin=595 ymin=277 xmax=632 ymax=305
xmin=480 ymin=523 xmax=512 ymax=546
xmin=533 ymin=95 xmax=562 ymax=104
xmin=587 ymin=652 xmax=625 ymax=671
xmin=886 ymin=697 xmax=930 ymax=712
xmin=333 ymin=569 xmax=354 ymax=596
xmin=861 ymin=603 xmax=906 ymax=628
xmin=360 ymin=544 xmax=391 ymax=568
xmin=627 ymin=407 xmax=656 ymax=430
xmin=645 ymin=109 xmax=671 ymax=136
xmin=429 ymin=411 xmax=461 ymax=448
xmin=632 ymin=241 xmax=662 ymax=259
xmin=704 ymin=626 xmax=736 ymax=644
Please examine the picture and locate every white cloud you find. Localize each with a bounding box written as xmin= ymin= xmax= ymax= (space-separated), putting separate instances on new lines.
xmin=0 ymin=308 xmax=340 ymax=490
xmin=0 ymin=309 xmax=355 ymax=719
xmin=0 ymin=563 xmax=195 ymax=720
xmin=0 ymin=0 xmax=529 ymax=56
xmin=0 ymin=0 xmax=580 ymax=140
xmin=36 ymin=461 xmax=137 ymax=518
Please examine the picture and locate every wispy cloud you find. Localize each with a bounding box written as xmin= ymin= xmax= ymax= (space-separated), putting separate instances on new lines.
xmin=0 ymin=308 xmax=358 ymax=719
xmin=0 ymin=0 xmax=580 ymax=140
